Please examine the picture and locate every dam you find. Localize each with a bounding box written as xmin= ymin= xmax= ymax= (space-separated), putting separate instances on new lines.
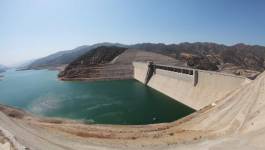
xmin=2 ymin=63 xmax=265 ymax=150
xmin=133 ymin=61 xmax=250 ymax=110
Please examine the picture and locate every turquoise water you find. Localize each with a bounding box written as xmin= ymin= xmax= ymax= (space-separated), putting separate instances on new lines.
xmin=0 ymin=70 xmax=194 ymax=125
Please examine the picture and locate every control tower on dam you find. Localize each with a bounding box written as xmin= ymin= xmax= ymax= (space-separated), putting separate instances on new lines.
xmin=133 ymin=61 xmax=250 ymax=110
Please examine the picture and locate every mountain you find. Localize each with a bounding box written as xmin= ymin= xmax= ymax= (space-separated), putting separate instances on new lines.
xmin=58 ymin=46 xmax=128 ymax=79
xmin=0 ymin=65 xmax=7 ymax=73
xmin=130 ymin=42 xmax=227 ymax=57
xmin=58 ymin=46 xmax=181 ymax=80
xmin=27 ymin=42 xmax=265 ymax=78
xmin=7 ymin=59 xmax=36 ymax=70
xmin=130 ymin=42 xmax=265 ymax=78
xmin=27 ymin=43 xmax=126 ymax=69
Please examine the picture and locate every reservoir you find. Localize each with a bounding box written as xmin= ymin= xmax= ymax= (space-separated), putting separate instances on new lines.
xmin=0 ymin=70 xmax=194 ymax=125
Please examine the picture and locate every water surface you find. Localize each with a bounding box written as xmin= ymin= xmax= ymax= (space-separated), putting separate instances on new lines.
xmin=0 ymin=70 xmax=194 ymax=125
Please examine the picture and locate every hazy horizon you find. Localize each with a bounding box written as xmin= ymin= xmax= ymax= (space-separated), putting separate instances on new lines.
xmin=1 ymin=41 xmax=264 ymax=67
xmin=1 ymin=0 xmax=265 ymax=66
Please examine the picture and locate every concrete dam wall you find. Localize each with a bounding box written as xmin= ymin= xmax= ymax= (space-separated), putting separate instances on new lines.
xmin=133 ymin=61 xmax=250 ymax=110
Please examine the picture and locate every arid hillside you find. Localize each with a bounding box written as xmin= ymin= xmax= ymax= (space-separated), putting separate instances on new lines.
xmin=58 ymin=44 xmax=265 ymax=80
xmin=28 ymin=42 xmax=265 ymax=78
xmin=132 ymin=43 xmax=265 ymax=78
xmin=59 ymin=46 xmax=182 ymax=81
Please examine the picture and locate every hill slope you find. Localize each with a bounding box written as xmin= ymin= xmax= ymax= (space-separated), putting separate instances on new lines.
xmin=58 ymin=46 xmax=181 ymax=80
xmin=27 ymin=43 xmax=126 ymax=69
xmin=28 ymin=42 xmax=265 ymax=77
xmin=132 ymin=43 xmax=265 ymax=76
xmin=0 ymin=65 xmax=7 ymax=73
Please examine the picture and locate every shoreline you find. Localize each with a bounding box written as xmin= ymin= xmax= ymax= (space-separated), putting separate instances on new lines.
xmin=0 ymin=70 xmax=264 ymax=149
xmin=0 ymin=75 xmax=3 ymax=80
xmin=17 ymin=64 xmax=67 ymax=72
xmin=0 ymin=103 xmax=216 ymax=149
xmin=59 ymin=76 xmax=134 ymax=82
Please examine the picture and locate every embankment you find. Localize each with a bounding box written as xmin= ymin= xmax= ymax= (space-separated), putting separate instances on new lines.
xmin=59 ymin=48 xmax=181 ymax=81
xmin=133 ymin=61 xmax=250 ymax=110
xmin=1 ymin=64 xmax=265 ymax=149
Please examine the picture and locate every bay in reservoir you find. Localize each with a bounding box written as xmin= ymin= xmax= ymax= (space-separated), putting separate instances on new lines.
xmin=0 ymin=70 xmax=194 ymax=125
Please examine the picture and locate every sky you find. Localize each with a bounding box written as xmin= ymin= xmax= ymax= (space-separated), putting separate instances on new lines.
xmin=0 ymin=0 xmax=265 ymax=66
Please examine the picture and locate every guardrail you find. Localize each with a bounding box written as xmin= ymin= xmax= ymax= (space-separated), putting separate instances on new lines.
xmin=154 ymin=64 xmax=194 ymax=76
xmin=143 ymin=62 xmax=198 ymax=86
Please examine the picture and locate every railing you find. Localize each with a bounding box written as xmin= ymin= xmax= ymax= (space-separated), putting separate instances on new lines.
xmin=154 ymin=64 xmax=194 ymax=76
xmin=142 ymin=62 xmax=198 ymax=86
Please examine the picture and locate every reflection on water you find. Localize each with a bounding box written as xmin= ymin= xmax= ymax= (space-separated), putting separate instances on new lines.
xmin=0 ymin=69 xmax=195 ymax=125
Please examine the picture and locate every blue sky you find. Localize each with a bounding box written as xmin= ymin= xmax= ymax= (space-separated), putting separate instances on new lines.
xmin=0 ymin=0 xmax=265 ymax=66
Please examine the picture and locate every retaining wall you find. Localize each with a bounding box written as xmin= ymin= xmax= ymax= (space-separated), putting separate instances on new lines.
xmin=133 ymin=62 xmax=250 ymax=110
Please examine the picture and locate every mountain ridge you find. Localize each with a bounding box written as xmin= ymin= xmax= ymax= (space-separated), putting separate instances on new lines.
xmin=0 ymin=65 xmax=7 ymax=73
xmin=27 ymin=42 xmax=265 ymax=78
xmin=58 ymin=46 xmax=181 ymax=80
xmin=27 ymin=42 xmax=127 ymax=69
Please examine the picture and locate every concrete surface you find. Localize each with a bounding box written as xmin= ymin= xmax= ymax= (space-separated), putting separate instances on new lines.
xmin=133 ymin=61 xmax=250 ymax=110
